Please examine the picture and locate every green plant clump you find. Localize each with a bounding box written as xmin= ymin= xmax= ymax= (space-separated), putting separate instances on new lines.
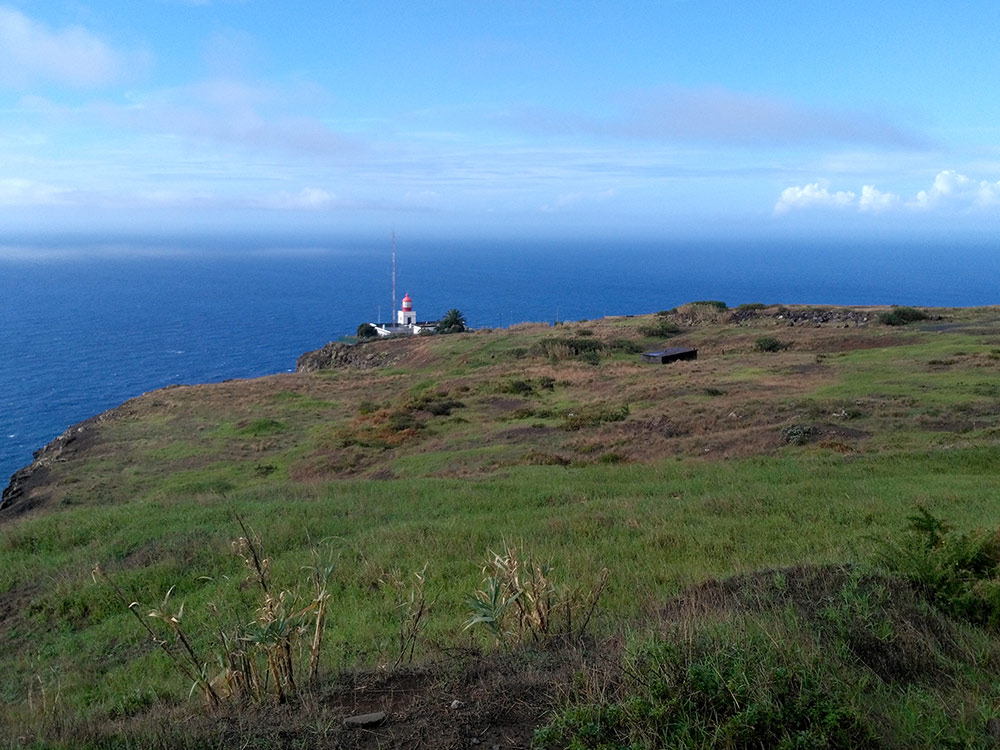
xmin=531 ymin=337 xmax=605 ymax=361
xmin=637 ymin=320 xmax=681 ymax=338
xmin=878 ymin=307 xmax=929 ymax=326
xmin=755 ymin=336 xmax=789 ymax=353
xmin=781 ymin=424 xmax=816 ymax=445
xmin=535 ymin=626 xmax=876 ymax=749
xmin=561 ymin=403 xmax=630 ymax=431
xmin=438 ymin=308 xmax=467 ymax=333
xmin=880 ymin=507 xmax=1000 ymax=627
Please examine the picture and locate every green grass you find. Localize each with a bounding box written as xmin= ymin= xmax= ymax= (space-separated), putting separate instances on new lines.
xmin=537 ymin=566 xmax=1000 ymax=748
xmin=5 ymin=445 xmax=1000 ymax=728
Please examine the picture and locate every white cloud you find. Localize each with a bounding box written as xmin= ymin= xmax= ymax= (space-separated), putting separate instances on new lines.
xmin=0 ymin=6 xmax=121 ymax=88
xmin=773 ymin=182 xmax=855 ymax=215
xmin=910 ymin=170 xmax=1000 ymax=210
xmin=98 ymin=79 xmax=360 ymax=157
xmin=0 ymin=177 xmax=69 ymax=205
xmin=858 ymin=185 xmax=900 ymax=212
xmin=776 ymin=170 xmax=1000 ymax=216
xmin=265 ymin=187 xmax=337 ymax=210
xmin=510 ymin=85 xmax=927 ymax=149
xmin=541 ymin=188 xmax=618 ymax=212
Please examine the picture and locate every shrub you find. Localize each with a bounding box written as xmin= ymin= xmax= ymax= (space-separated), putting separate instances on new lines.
xmin=531 ymin=337 xmax=605 ymax=361
xmin=522 ymin=450 xmax=570 ymax=466
xmin=755 ymin=336 xmax=789 ymax=353
xmin=356 ymin=322 xmax=378 ymax=339
xmin=425 ymin=399 xmax=464 ymax=416
xmin=781 ymin=424 xmax=816 ymax=445
xmin=536 ymin=626 xmax=875 ymax=749
xmin=597 ymin=451 xmax=627 ymax=464
xmin=879 ymin=507 xmax=1000 ymax=627
xmin=463 ymin=542 xmax=607 ymax=645
xmin=609 ymin=338 xmax=645 ymax=353
xmin=637 ymin=320 xmax=680 ymax=338
xmin=561 ymin=403 xmax=630 ymax=431
xmin=736 ymin=302 xmax=767 ymax=311
xmin=878 ymin=307 xmax=929 ymax=326
xmin=691 ymin=300 xmax=728 ymax=311
xmin=95 ymin=517 xmax=334 ymax=706
xmin=500 ymin=379 xmax=535 ymax=396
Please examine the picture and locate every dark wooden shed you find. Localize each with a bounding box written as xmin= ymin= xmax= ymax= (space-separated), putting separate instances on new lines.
xmin=640 ymin=347 xmax=698 ymax=364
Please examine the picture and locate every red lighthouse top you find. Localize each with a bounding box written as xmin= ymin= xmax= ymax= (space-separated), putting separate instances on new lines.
xmin=401 ymin=294 xmax=412 ymax=311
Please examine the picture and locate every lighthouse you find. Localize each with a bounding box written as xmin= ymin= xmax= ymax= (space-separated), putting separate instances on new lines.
xmin=397 ymin=293 xmax=416 ymax=327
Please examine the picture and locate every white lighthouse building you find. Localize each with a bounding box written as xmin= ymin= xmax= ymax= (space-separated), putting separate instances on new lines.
xmin=373 ymin=292 xmax=433 ymax=337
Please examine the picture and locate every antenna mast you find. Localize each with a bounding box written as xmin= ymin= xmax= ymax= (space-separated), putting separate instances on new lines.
xmin=391 ymin=231 xmax=396 ymax=327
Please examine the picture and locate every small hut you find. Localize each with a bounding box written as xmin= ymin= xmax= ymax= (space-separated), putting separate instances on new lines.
xmin=640 ymin=347 xmax=698 ymax=364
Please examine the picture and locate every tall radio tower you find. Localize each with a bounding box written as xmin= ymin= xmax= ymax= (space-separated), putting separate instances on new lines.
xmin=391 ymin=231 xmax=396 ymax=327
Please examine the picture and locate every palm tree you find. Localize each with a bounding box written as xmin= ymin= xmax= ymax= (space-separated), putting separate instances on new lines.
xmin=439 ymin=308 xmax=466 ymax=333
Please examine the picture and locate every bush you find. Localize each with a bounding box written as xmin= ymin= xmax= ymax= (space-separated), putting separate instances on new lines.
xmin=500 ymin=379 xmax=535 ymax=395
xmin=356 ymin=322 xmax=378 ymax=339
xmin=781 ymin=424 xmax=815 ymax=445
xmin=531 ymin=337 xmax=605 ymax=361
xmin=605 ymin=338 xmax=643 ymax=354
xmin=536 ymin=627 xmax=875 ymax=749
xmin=637 ymin=320 xmax=680 ymax=338
xmin=561 ymin=403 xmax=630 ymax=431
xmin=878 ymin=307 xmax=929 ymax=326
xmin=691 ymin=300 xmax=728 ymax=311
xmin=755 ymin=336 xmax=789 ymax=353
xmin=879 ymin=507 xmax=1000 ymax=627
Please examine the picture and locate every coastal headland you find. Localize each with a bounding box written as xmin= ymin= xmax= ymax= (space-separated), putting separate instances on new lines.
xmin=4 ymin=302 xmax=1000 ymax=748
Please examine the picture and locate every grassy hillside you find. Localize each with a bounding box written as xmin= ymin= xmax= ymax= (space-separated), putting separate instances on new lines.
xmin=4 ymin=303 xmax=1000 ymax=748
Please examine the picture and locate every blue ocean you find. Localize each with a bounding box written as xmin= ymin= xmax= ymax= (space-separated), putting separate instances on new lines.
xmin=2 ymin=236 xmax=999 ymax=483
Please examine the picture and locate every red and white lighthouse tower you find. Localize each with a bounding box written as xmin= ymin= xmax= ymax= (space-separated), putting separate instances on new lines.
xmin=397 ymin=293 xmax=416 ymax=327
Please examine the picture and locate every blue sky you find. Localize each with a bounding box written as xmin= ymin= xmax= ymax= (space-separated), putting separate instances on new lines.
xmin=1 ymin=0 xmax=999 ymax=240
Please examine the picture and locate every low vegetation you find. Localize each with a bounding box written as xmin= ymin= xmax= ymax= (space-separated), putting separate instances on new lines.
xmin=878 ymin=306 xmax=930 ymax=326
xmin=755 ymin=335 xmax=789 ymax=352
xmin=4 ymin=303 xmax=1000 ymax=747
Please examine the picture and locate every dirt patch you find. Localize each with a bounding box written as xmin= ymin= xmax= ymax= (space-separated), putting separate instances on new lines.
xmin=93 ymin=648 xmax=580 ymax=749
xmin=479 ymin=396 xmax=532 ymax=417
xmin=290 ymin=448 xmax=378 ymax=481
xmin=497 ymin=424 xmax=557 ymax=442
xmin=0 ymin=581 xmax=39 ymax=643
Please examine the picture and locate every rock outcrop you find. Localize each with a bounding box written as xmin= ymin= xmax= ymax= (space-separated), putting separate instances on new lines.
xmin=296 ymin=341 xmax=401 ymax=372
xmin=1 ymin=418 xmax=97 ymax=517
xmin=726 ymin=306 xmax=873 ymax=327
